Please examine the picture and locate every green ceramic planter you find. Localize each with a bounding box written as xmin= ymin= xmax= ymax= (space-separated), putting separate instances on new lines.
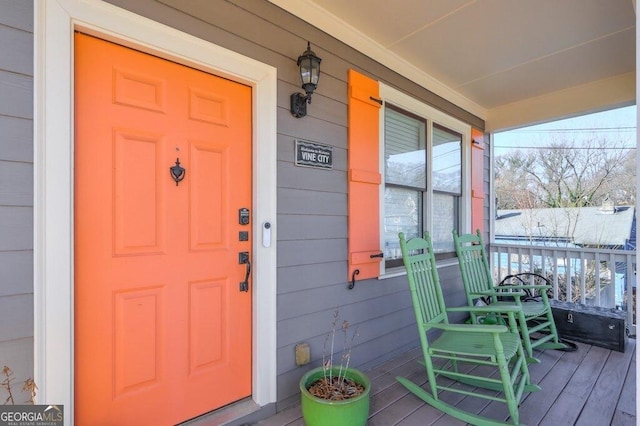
xmin=300 ymin=367 xmax=370 ymax=426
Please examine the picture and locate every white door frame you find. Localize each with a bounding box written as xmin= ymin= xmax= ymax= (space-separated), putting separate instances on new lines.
xmin=34 ymin=1 xmax=278 ymax=422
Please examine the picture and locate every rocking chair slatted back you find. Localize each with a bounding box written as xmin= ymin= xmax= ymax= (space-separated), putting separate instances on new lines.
xmin=399 ymin=234 xmax=447 ymax=327
xmin=452 ymin=230 xmax=494 ymax=303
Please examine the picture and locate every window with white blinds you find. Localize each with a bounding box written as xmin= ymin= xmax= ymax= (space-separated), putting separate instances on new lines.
xmin=432 ymin=124 xmax=462 ymax=253
xmin=383 ymin=104 xmax=462 ymax=265
xmin=385 ymin=107 xmax=426 ymax=188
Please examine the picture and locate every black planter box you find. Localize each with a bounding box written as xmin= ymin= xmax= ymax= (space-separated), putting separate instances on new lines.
xmin=550 ymin=300 xmax=627 ymax=352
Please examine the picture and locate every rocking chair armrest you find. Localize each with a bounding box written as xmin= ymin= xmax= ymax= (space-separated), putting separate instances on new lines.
xmin=430 ymin=322 xmax=508 ymax=333
xmin=447 ymin=306 xmax=522 ymax=314
xmin=472 ymin=289 xmax=527 ymax=298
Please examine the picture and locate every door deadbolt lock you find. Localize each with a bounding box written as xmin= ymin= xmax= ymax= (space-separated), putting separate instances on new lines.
xmin=239 ymin=208 xmax=250 ymax=225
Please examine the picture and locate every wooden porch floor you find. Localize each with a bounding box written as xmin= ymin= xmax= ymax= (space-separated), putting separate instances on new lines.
xmin=257 ymin=338 xmax=635 ymax=426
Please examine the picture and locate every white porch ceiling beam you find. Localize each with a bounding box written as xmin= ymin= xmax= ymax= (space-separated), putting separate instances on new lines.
xmin=486 ymin=72 xmax=635 ymax=132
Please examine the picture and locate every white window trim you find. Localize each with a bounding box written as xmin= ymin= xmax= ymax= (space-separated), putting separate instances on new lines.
xmin=34 ymin=0 xmax=278 ymax=421
xmin=378 ymin=84 xmax=471 ymax=275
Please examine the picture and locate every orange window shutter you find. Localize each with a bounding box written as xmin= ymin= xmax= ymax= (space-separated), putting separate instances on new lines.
xmin=471 ymin=128 xmax=485 ymax=233
xmin=348 ymin=69 xmax=382 ymax=281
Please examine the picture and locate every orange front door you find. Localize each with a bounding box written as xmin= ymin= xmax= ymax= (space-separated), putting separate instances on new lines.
xmin=74 ymin=33 xmax=252 ymax=425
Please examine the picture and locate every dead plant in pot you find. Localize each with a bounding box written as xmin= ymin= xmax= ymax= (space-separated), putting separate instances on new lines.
xmin=299 ymin=308 xmax=370 ymax=426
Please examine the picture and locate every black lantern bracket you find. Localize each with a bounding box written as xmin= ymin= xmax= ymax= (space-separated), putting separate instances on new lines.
xmin=290 ymin=92 xmax=310 ymax=119
xmin=290 ymin=42 xmax=321 ymax=118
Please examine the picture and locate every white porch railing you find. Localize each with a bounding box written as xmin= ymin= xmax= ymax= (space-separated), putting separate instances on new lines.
xmin=489 ymin=242 xmax=636 ymax=336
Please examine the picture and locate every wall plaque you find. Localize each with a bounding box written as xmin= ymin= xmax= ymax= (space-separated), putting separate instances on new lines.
xmin=295 ymin=140 xmax=333 ymax=169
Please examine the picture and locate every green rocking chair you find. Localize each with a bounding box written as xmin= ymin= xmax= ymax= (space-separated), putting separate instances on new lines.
xmin=397 ymin=232 xmax=540 ymax=426
xmin=453 ymin=230 xmax=569 ymax=360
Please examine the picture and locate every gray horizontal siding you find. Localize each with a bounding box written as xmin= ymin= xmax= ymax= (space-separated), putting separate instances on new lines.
xmin=0 ymin=294 xmax=33 ymax=341
xmin=0 ymin=251 xmax=33 ymax=297
xmin=276 ymin=214 xmax=347 ymax=241
xmin=0 ymin=24 xmax=32 ymax=75
xmin=276 ymin=285 xmax=412 ymax=362
xmin=277 ymin=111 xmax=347 ymax=151
xmin=277 ymin=277 xmax=409 ymax=328
xmin=277 ymin=239 xmax=347 ymax=268
xmin=0 ymin=206 xmax=33 ymax=251
xmin=0 ymin=116 xmax=32 ymax=162
xmin=278 ymin=188 xmax=346 ymax=215
xmin=0 ymin=0 xmax=33 ymax=406
xmin=277 ymin=161 xmax=347 ymax=193
xmin=277 ymin=262 xmax=347 ymax=294
xmin=95 ymin=0 xmax=487 ymax=414
xmin=0 ymin=162 xmax=32 ymax=206
xmin=0 ymin=70 xmax=32 ymax=119
xmin=0 ymin=0 xmax=33 ymax=31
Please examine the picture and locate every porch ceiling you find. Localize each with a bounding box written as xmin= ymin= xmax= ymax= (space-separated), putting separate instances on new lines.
xmin=270 ymin=0 xmax=636 ymax=131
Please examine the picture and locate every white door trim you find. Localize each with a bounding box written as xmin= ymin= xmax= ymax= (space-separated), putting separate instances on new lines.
xmin=34 ymin=1 xmax=278 ymax=422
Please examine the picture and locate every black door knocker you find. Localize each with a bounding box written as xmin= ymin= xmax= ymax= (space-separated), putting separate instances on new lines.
xmin=170 ymin=157 xmax=186 ymax=186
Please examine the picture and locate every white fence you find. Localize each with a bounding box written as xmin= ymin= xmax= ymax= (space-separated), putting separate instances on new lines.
xmin=489 ymin=242 xmax=636 ymax=336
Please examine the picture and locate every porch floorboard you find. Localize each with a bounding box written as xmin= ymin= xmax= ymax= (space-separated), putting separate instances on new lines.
xmin=257 ymin=338 xmax=635 ymax=425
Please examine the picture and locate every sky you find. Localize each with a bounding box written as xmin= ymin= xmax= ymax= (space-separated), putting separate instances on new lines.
xmin=493 ymin=105 xmax=637 ymax=157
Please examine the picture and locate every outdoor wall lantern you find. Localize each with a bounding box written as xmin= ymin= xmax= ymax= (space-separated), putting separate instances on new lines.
xmin=290 ymin=42 xmax=321 ymax=118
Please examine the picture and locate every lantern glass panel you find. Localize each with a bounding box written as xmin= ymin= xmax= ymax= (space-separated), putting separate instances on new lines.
xmin=300 ymin=58 xmax=313 ymax=85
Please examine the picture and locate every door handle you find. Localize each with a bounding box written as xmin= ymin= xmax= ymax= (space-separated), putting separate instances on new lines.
xmin=239 ymin=252 xmax=251 ymax=292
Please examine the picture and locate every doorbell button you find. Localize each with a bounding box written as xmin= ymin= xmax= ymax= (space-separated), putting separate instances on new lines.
xmin=262 ymin=222 xmax=271 ymax=247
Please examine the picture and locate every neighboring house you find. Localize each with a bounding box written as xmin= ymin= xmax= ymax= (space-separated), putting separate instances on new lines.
xmin=0 ymin=1 xmax=635 ymax=425
xmin=495 ymin=205 xmax=636 ymax=307
xmin=495 ymin=205 xmax=637 ymax=250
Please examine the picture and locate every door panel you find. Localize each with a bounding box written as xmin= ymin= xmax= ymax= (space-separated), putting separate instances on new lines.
xmin=113 ymin=130 xmax=165 ymax=255
xmin=113 ymin=287 xmax=164 ymax=396
xmin=189 ymin=141 xmax=227 ymax=250
xmin=75 ymin=33 xmax=252 ymax=425
xmin=189 ymin=279 xmax=225 ymax=370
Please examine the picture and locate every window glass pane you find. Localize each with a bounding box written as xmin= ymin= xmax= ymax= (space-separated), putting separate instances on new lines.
xmin=433 ymin=125 xmax=461 ymax=194
xmin=431 ymin=192 xmax=459 ymax=253
xmin=385 ymin=108 xmax=426 ymax=188
xmin=384 ymin=187 xmax=420 ymax=261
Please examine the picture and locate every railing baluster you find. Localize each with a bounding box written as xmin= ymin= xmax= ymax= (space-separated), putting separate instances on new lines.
xmin=594 ymin=252 xmax=601 ymax=307
xmin=553 ymin=249 xmax=560 ymax=300
xmin=607 ymin=252 xmax=616 ymax=309
xmin=507 ymin=249 xmax=513 ymax=275
xmin=566 ymin=251 xmax=573 ymax=302
xmin=489 ymin=242 xmax=635 ymax=335
xmin=578 ymin=250 xmax=585 ymax=305
xmin=517 ymin=246 xmax=523 ymax=274
xmin=625 ymin=253 xmax=635 ymax=334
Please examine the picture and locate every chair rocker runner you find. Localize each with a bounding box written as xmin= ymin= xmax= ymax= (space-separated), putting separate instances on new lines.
xmin=453 ymin=230 xmax=569 ymax=361
xmin=397 ymin=232 xmax=540 ymax=426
